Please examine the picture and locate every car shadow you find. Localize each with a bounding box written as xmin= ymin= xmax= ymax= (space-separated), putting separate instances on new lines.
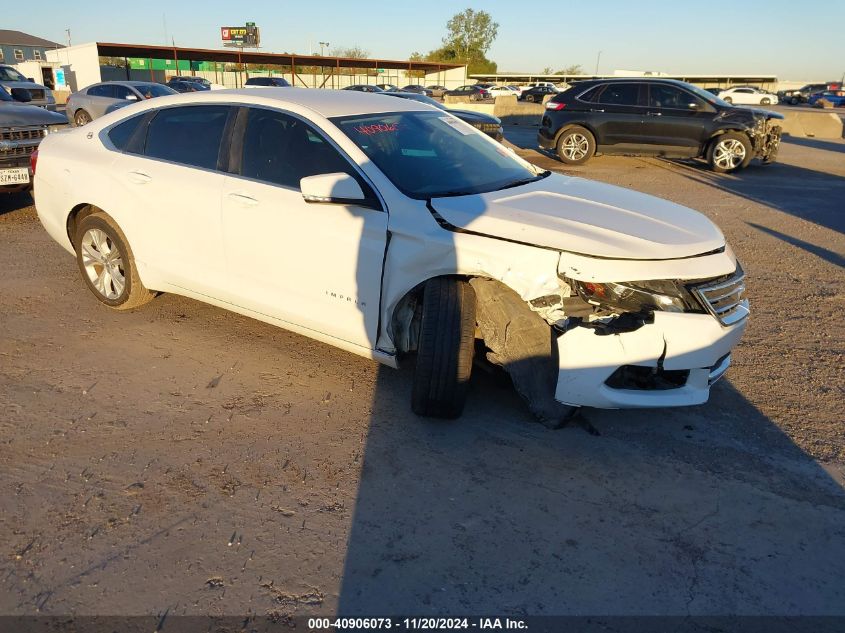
xmin=782 ymin=135 xmax=845 ymax=154
xmin=746 ymin=221 xmax=844 ymax=268
xmin=336 ymin=362 xmax=845 ymax=619
xmin=0 ymin=191 xmax=34 ymax=217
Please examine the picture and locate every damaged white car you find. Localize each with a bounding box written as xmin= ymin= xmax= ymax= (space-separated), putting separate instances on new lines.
xmin=34 ymin=89 xmax=748 ymax=425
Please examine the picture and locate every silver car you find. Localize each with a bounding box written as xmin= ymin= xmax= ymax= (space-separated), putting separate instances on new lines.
xmin=0 ymin=65 xmax=56 ymax=111
xmin=66 ymin=81 xmax=176 ymax=126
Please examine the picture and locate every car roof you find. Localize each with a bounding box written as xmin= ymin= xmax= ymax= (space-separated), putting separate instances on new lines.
xmin=89 ymin=81 xmax=163 ymax=88
xmin=104 ymin=87 xmax=431 ymax=117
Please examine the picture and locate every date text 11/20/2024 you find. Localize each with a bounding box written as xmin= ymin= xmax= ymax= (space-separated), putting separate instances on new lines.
xmin=308 ymin=617 xmax=528 ymax=630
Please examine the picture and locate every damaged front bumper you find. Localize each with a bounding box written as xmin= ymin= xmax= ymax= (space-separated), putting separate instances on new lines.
xmin=554 ymin=311 xmax=747 ymax=408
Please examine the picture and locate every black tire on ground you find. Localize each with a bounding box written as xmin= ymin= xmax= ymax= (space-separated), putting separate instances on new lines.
xmin=789 ymin=97 xmax=799 ymax=105
xmin=411 ymin=277 xmax=477 ymax=419
xmin=525 ymin=94 xmax=535 ymax=103
xmin=74 ymin=109 xmax=92 ymax=126
xmin=706 ymin=131 xmax=753 ymax=174
xmin=761 ymin=98 xmax=771 ymax=105
xmin=723 ymin=96 xmax=733 ymax=104
xmin=556 ymin=125 xmax=596 ymax=166
xmin=74 ymin=211 xmax=155 ymax=311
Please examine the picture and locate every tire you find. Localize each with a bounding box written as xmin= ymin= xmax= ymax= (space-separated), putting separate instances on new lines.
xmin=74 ymin=109 xmax=92 ymax=126
xmin=556 ymin=126 xmax=596 ymax=165
xmin=789 ymin=97 xmax=798 ymax=105
xmin=723 ymin=96 xmax=733 ymax=104
xmin=707 ymin=132 xmax=752 ymax=173
xmin=411 ymin=278 xmax=476 ymax=419
xmin=761 ymin=98 xmax=771 ymax=105
xmin=74 ymin=211 xmax=155 ymax=310
xmin=525 ymin=94 xmax=535 ymax=103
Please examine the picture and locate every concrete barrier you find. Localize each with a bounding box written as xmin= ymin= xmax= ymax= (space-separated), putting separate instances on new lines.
xmin=778 ymin=110 xmax=843 ymax=139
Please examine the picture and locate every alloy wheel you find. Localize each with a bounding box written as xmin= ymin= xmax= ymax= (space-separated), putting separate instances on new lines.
xmin=712 ymin=139 xmax=747 ymax=171
xmin=80 ymin=228 xmax=125 ymax=300
xmin=561 ymin=133 xmax=590 ymax=161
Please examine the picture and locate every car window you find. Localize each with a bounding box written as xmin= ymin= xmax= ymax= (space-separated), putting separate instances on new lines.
xmin=107 ymin=114 xmax=146 ymax=151
xmin=648 ymin=84 xmax=699 ymax=109
xmin=88 ymin=85 xmax=115 ymax=98
xmin=239 ymin=108 xmax=360 ymax=190
xmin=144 ymin=105 xmax=231 ymax=170
xmin=0 ymin=66 xmax=27 ymax=81
xmin=576 ymin=85 xmax=602 ymax=102
xmin=735 ymin=88 xmax=752 ymax=93
xmin=596 ymin=83 xmax=640 ymax=106
xmin=113 ymin=85 xmax=136 ymax=100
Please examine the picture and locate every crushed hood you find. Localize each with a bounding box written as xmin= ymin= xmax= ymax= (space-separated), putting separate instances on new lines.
xmin=430 ymin=173 xmax=725 ymax=260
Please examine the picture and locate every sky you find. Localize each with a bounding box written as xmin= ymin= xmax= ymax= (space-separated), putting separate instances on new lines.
xmin=7 ymin=0 xmax=844 ymax=80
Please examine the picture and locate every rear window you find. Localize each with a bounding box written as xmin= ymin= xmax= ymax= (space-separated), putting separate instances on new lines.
xmin=144 ymin=105 xmax=231 ymax=170
xmin=573 ymin=85 xmax=602 ymax=102
xmin=107 ymin=114 xmax=145 ymax=151
xmin=596 ymin=83 xmax=641 ymax=106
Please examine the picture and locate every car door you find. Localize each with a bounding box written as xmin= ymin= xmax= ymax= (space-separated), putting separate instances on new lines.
xmin=590 ymin=82 xmax=648 ymax=146
xmin=85 ymin=84 xmax=119 ymax=118
xmin=220 ymin=106 xmax=388 ymax=350
xmin=640 ymin=83 xmax=713 ymax=154
xmin=732 ymin=88 xmax=754 ymax=104
xmin=110 ymin=104 xmax=234 ymax=296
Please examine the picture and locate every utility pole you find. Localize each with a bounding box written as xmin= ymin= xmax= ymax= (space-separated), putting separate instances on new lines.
xmin=594 ymin=50 xmax=602 ymax=76
xmin=65 ymin=29 xmax=71 ymax=48
xmin=319 ymin=41 xmax=330 ymax=56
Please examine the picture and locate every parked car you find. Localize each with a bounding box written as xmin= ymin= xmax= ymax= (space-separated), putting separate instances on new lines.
xmin=66 ymin=82 xmax=177 ymax=126
xmin=538 ymin=78 xmax=784 ymax=173
xmin=475 ymin=83 xmax=517 ymax=98
xmin=400 ymin=85 xmax=433 ymax=97
xmin=244 ymin=76 xmax=291 ymax=87
xmin=444 ymin=85 xmax=490 ymax=101
xmin=425 ymin=85 xmax=448 ymax=97
xmin=525 ymin=82 xmax=557 ymax=90
xmin=376 ymin=83 xmax=400 ymax=92
xmin=717 ymin=87 xmax=779 ymax=105
xmin=519 ymin=85 xmax=559 ymax=102
xmin=507 ymin=85 xmax=525 ymax=95
xmin=808 ymin=90 xmax=845 ymax=108
xmin=34 ymin=89 xmax=749 ymax=419
xmin=0 ymin=85 xmax=67 ymax=193
xmin=343 ymin=84 xmax=384 ymax=93
xmin=168 ymin=76 xmax=223 ymax=90
xmin=380 ymin=90 xmax=503 ymax=140
xmin=167 ymin=80 xmax=204 ymax=94
xmin=0 ymin=64 xmax=56 ymax=111
xmin=778 ymin=82 xmax=841 ymax=105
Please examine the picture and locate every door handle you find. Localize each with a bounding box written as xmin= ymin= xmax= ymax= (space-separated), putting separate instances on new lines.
xmin=590 ymin=108 xmax=605 ymax=113
xmin=127 ymin=170 xmax=151 ymax=184
xmin=646 ymin=111 xmax=662 ymax=116
xmin=227 ymin=192 xmax=259 ymax=206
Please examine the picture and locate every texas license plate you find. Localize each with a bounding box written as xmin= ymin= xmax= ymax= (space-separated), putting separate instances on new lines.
xmin=0 ymin=168 xmax=30 ymax=185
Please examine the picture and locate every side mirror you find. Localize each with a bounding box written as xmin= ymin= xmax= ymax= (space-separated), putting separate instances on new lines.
xmin=126 ymin=93 xmax=139 ymax=101
xmin=301 ymin=172 xmax=367 ymax=205
xmin=688 ymin=102 xmax=700 ymax=110
xmin=10 ymin=87 xmax=32 ymax=102
xmin=27 ymin=77 xmax=35 ymax=83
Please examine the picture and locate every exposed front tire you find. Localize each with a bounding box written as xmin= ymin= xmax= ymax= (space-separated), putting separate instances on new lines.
xmin=707 ymin=132 xmax=752 ymax=173
xmin=74 ymin=109 xmax=92 ymax=126
xmin=74 ymin=211 xmax=155 ymax=310
xmin=556 ymin=126 xmax=596 ymax=165
xmin=411 ymin=278 xmax=476 ymax=419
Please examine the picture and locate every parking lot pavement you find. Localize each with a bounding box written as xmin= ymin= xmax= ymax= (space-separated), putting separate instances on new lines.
xmin=1 ymin=136 xmax=844 ymax=619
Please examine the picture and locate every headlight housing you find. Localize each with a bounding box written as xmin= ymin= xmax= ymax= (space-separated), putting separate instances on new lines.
xmin=572 ymin=279 xmax=701 ymax=314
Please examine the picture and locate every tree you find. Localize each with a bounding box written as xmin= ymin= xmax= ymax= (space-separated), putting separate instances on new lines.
xmin=542 ymin=67 xmax=554 ymax=75
xmin=443 ymin=9 xmax=499 ymax=60
xmin=556 ymin=64 xmax=583 ymax=75
xmin=330 ymin=46 xmax=370 ymax=59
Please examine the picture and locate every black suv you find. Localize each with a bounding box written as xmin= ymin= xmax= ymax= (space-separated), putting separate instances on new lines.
xmin=538 ymin=78 xmax=784 ymax=173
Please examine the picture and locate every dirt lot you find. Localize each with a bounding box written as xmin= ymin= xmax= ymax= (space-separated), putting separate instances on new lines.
xmin=1 ymin=133 xmax=844 ymax=622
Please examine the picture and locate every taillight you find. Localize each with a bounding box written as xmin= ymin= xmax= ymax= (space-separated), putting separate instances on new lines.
xmin=30 ymin=148 xmax=38 ymax=176
xmin=545 ymin=102 xmax=566 ymax=111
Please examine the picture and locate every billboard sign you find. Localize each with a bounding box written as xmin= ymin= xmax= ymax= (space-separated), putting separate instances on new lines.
xmin=221 ymin=22 xmax=260 ymax=48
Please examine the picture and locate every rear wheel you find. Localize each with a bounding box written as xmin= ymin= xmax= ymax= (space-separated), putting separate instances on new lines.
xmin=556 ymin=126 xmax=595 ymax=165
xmin=707 ymin=132 xmax=752 ymax=173
xmin=74 ymin=109 xmax=92 ymax=126
xmin=761 ymin=97 xmax=771 ymax=105
xmin=789 ymin=97 xmax=799 ymax=105
xmin=723 ymin=96 xmax=733 ymax=104
xmin=411 ymin=278 xmax=476 ymax=419
xmin=525 ymin=94 xmax=535 ymax=103
xmin=74 ymin=211 xmax=155 ymax=310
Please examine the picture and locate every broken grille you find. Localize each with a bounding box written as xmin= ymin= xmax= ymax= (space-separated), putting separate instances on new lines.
xmin=690 ymin=267 xmax=749 ymax=326
xmin=0 ymin=127 xmax=45 ymax=158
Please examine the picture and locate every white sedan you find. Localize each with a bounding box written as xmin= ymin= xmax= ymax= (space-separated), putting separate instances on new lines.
xmin=718 ymin=87 xmax=779 ymax=105
xmin=34 ymin=89 xmax=748 ymax=424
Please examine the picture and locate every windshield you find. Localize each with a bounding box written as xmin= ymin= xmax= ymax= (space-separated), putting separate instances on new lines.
xmin=684 ymin=83 xmax=731 ymax=108
xmin=138 ymin=84 xmax=176 ymax=98
xmin=0 ymin=66 xmax=28 ymax=82
xmin=332 ymin=110 xmax=546 ymax=199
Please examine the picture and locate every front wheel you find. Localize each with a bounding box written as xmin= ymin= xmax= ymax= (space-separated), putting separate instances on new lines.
xmin=75 ymin=211 xmax=155 ymax=310
xmin=761 ymin=98 xmax=771 ymax=105
xmin=525 ymin=94 xmax=535 ymax=103
xmin=789 ymin=97 xmax=799 ymax=105
xmin=723 ymin=96 xmax=733 ymax=104
xmin=556 ymin=126 xmax=595 ymax=165
xmin=707 ymin=132 xmax=752 ymax=173
xmin=411 ymin=278 xmax=476 ymax=419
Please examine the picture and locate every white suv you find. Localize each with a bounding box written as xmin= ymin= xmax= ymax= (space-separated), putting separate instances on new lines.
xmin=33 ymin=89 xmax=748 ymax=424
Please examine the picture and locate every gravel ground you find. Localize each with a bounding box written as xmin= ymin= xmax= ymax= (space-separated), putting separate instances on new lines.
xmin=1 ymin=134 xmax=843 ymax=621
